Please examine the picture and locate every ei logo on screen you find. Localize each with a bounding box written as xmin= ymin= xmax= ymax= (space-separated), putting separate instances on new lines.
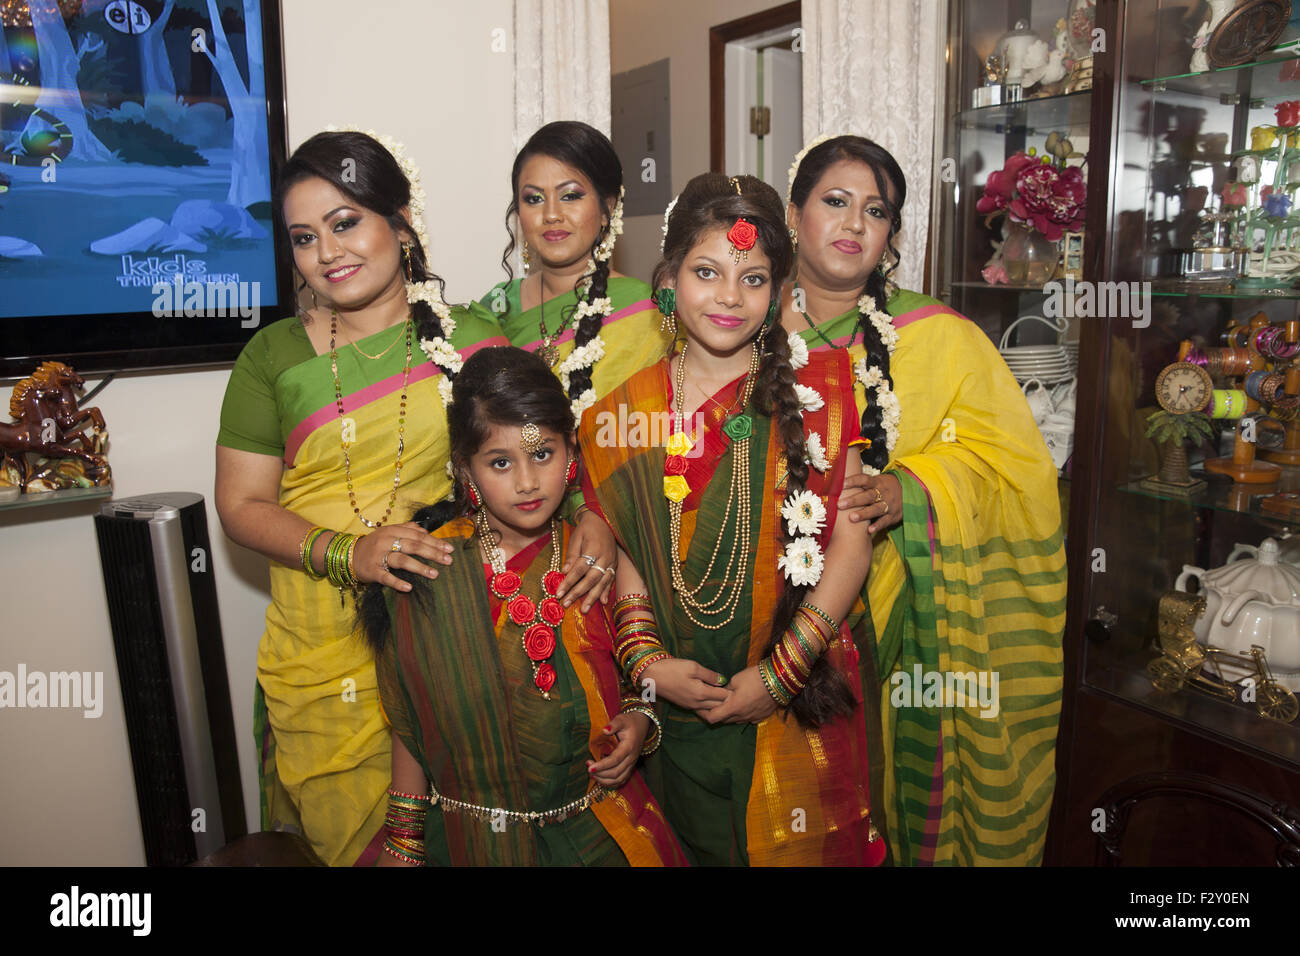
xmin=104 ymin=0 xmax=159 ymax=36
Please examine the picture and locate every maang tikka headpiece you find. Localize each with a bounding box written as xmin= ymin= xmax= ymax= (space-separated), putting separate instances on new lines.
xmin=519 ymin=423 xmax=544 ymax=454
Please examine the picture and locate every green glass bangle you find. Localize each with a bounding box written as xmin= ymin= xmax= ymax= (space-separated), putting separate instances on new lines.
xmin=798 ymin=601 xmax=838 ymax=632
xmin=301 ymin=527 xmax=329 ymax=579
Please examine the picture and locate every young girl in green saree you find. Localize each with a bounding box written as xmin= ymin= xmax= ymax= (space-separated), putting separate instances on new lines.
xmin=362 ymin=346 xmax=685 ymax=866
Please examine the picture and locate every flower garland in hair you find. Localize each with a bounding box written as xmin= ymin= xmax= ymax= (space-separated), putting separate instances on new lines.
xmin=778 ymin=490 xmax=828 ymax=587
xmin=786 ymin=132 xmax=835 ymax=203
xmin=324 ymin=125 xmax=466 ymax=404
xmin=563 ymin=186 xmax=624 ymax=421
xmin=660 ymin=194 xmax=680 ymax=253
xmin=853 ymin=290 xmax=901 ymax=474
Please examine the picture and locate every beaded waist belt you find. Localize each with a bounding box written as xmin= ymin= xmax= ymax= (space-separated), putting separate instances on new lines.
xmin=430 ymin=780 xmax=614 ymax=828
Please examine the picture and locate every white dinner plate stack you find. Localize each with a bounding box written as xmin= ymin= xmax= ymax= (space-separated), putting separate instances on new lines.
xmin=1000 ymin=315 xmax=1075 ymax=385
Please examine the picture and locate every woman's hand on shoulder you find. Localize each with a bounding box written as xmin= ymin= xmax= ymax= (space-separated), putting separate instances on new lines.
xmin=353 ymin=522 xmax=455 ymax=592
xmin=838 ymin=471 xmax=902 ymax=535
xmin=559 ymin=510 xmax=618 ymax=612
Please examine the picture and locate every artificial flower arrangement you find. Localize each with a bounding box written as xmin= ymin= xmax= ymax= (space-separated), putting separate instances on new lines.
xmin=977 ymin=132 xmax=1087 ymax=285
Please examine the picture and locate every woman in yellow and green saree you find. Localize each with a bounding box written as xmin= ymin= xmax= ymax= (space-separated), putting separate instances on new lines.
xmin=479 ymin=122 xmax=671 ymax=420
xmin=782 ymin=134 xmax=1066 ymax=866
xmin=214 ymin=131 xmax=614 ymax=867
xmin=362 ymin=346 xmax=686 ymax=866
xmin=579 ymin=172 xmax=886 ymax=866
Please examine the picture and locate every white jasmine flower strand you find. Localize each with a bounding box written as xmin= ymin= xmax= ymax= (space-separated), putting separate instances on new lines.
xmin=787 ymin=132 xmax=835 ymax=203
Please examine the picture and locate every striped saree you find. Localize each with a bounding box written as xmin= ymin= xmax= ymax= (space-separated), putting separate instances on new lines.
xmin=578 ymin=350 xmax=884 ymax=866
xmin=217 ymin=306 xmax=508 ymax=866
xmin=793 ymin=289 xmax=1066 ymax=866
xmin=479 ymin=276 xmax=671 ymax=400
xmin=376 ymin=517 xmax=686 ymax=866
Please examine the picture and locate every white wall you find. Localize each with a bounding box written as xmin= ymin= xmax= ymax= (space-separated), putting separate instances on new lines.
xmin=610 ymin=0 xmax=788 ymax=280
xmin=0 ymin=0 xmax=513 ymax=865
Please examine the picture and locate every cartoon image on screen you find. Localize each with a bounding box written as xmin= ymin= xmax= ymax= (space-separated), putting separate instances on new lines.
xmin=0 ymin=0 xmax=281 ymax=336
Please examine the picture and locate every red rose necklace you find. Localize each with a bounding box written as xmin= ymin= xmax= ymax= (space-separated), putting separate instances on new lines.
xmin=474 ymin=509 xmax=568 ymax=698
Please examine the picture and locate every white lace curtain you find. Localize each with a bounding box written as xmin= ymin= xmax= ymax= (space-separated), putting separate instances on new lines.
xmin=513 ymin=0 xmax=612 ymax=149
xmin=800 ymin=0 xmax=942 ymax=293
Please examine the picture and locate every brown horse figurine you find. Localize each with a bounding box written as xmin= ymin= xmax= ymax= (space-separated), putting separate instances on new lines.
xmin=1 ymin=363 xmax=109 ymax=491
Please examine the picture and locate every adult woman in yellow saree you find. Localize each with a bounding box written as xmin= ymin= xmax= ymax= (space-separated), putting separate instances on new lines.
xmin=214 ymin=131 xmax=614 ymax=866
xmin=782 ymin=134 xmax=1066 ymax=865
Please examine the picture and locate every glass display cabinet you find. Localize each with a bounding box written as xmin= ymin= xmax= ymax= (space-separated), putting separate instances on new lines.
xmin=1057 ymin=0 xmax=1300 ymax=865
xmin=937 ymin=0 xmax=1300 ymax=865
xmin=933 ymin=0 xmax=1102 ymax=519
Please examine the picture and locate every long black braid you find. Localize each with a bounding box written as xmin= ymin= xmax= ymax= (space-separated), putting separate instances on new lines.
xmin=789 ymin=135 xmax=906 ymax=473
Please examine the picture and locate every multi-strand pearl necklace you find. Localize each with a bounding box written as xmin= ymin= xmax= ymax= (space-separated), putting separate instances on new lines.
xmin=663 ymin=341 xmax=761 ymax=629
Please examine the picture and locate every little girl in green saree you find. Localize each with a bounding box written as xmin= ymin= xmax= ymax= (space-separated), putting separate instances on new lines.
xmin=361 ymin=346 xmax=685 ymax=866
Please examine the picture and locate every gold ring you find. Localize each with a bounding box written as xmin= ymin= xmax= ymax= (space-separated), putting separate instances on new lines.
xmin=873 ymin=488 xmax=884 ymax=505
xmin=381 ymin=556 xmax=391 ymax=572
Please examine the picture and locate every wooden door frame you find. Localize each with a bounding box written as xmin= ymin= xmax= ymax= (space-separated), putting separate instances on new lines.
xmin=708 ymin=1 xmax=802 ymax=173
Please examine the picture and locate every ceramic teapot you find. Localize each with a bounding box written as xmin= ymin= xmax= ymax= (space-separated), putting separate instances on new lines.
xmin=1175 ymin=538 xmax=1300 ymax=690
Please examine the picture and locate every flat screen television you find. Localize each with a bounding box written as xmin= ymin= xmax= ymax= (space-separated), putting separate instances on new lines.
xmin=0 ymin=0 xmax=292 ymax=377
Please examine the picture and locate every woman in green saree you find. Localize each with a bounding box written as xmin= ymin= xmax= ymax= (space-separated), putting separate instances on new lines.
xmin=578 ymin=172 xmax=884 ymax=866
xmin=480 ymin=121 xmax=670 ymax=421
xmin=363 ymin=346 xmax=686 ymax=866
xmin=782 ymin=134 xmax=1067 ymax=865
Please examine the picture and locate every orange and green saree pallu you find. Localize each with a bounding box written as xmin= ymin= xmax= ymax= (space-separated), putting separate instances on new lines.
xmin=219 ymin=306 xmax=508 ymax=866
xmin=793 ymin=288 xmax=1066 ymax=866
xmin=579 ymin=350 xmax=886 ymax=866
xmin=376 ymin=517 xmax=686 ymax=866
xmin=479 ymin=276 xmax=672 ymax=399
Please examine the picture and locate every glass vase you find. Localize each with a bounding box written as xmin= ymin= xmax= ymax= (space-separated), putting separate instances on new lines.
xmin=1002 ymin=221 xmax=1060 ymax=285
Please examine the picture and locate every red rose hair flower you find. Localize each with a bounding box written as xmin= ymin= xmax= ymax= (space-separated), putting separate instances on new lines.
xmin=726 ymin=218 xmax=758 ymax=252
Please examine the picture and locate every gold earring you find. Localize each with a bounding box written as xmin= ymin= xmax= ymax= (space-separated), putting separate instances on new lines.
xmin=660 ymin=311 xmax=677 ymax=337
xmin=401 ymin=243 xmax=413 ymax=283
xmin=522 ymin=240 xmax=531 ymax=275
xmin=789 ymin=227 xmax=798 ymax=252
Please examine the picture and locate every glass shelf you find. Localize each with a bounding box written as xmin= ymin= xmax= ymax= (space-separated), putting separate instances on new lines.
xmin=1149 ymin=282 xmax=1300 ymax=300
xmin=1086 ymin=644 xmax=1300 ymax=770
xmin=948 ymin=281 xmax=1056 ymax=291
xmin=1120 ymin=470 xmax=1300 ymax=530
xmin=955 ymin=90 xmax=1092 ymax=136
xmin=0 ymin=484 xmax=112 ymax=512
xmin=1141 ymin=53 xmax=1300 ymax=102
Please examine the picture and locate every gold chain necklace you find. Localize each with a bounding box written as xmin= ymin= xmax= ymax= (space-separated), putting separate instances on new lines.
xmin=535 ymin=275 xmax=577 ymax=367
xmin=338 ymin=316 xmax=408 ymax=360
xmin=331 ymin=310 xmax=412 ymax=529
xmin=667 ymin=341 xmax=760 ymax=629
